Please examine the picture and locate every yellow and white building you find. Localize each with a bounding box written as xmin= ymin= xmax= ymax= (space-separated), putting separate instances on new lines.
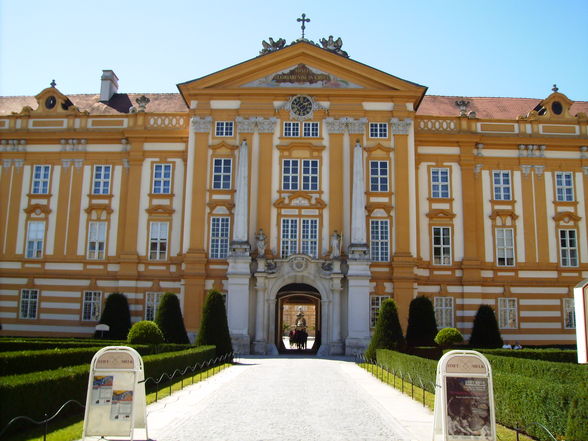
xmin=1 ymin=39 xmax=587 ymax=354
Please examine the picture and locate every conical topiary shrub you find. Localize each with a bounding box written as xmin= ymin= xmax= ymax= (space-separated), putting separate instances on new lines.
xmin=365 ymin=298 xmax=405 ymax=360
xmin=96 ymin=292 xmax=131 ymax=340
xmin=405 ymin=296 xmax=438 ymax=347
xmin=469 ymin=305 xmax=503 ymax=348
xmin=155 ymin=292 xmax=189 ymax=344
xmin=196 ymin=290 xmax=232 ymax=356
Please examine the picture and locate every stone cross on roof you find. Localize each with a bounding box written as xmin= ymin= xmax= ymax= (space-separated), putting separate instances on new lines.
xmin=297 ymin=13 xmax=310 ymax=40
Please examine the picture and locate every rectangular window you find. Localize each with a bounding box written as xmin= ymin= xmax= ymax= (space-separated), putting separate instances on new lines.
xmin=559 ymin=229 xmax=578 ymax=267
xmin=32 ymin=165 xmax=51 ymax=194
xmin=498 ymin=298 xmax=518 ymax=329
xmin=492 ymin=170 xmax=511 ymax=201
xmin=215 ymin=121 xmax=234 ymax=137
xmin=283 ymin=122 xmax=300 ymax=137
xmin=82 ymin=291 xmax=102 ymax=321
xmin=282 ymin=159 xmax=299 ymax=191
xmin=152 ymin=164 xmax=172 ymax=194
xmin=555 ymin=172 xmax=574 ymax=201
xmin=301 ymin=159 xmax=319 ymax=191
xmin=563 ymin=298 xmax=576 ymax=329
xmin=280 ymin=218 xmax=298 ymax=258
xmin=370 ymin=161 xmax=389 ymax=192
xmin=149 ymin=222 xmax=168 ymax=260
xmin=370 ymin=220 xmax=389 ymax=262
xmin=145 ymin=292 xmax=163 ymax=321
xmin=210 ymin=217 xmax=230 ymax=259
xmin=300 ymin=218 xmax=318 ymax=258
xmin=26 ymin=221 xmax=45 ymax=259
xmin=496 ymin=228 xmax=515 ymax=266
xmin=20 ymin=289 xmax=39 ymax=319
xmin=302 ymin=122 xmax=319 ymax=137
xmin=212 ymin=158 xmax=232 ymax=190
xmin=432 ymin=226 xmax=451 ymax=265
xmin=431 ymin=168 xmax=450 ymax=198
xmin=370 ymin=295 xmax=390 ymax=327
xmin=435 ymin=297 xmax=454 ymax=328
xmin=369 ymin=123 xmax=388 ymax=138
xmin=92 ymin=165 xmax=112 ymax=195
xmin=87 ymin=221 xmax=107 ymax=260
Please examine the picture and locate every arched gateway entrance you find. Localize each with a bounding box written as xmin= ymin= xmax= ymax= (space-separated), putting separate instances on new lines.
xmin=276 ymin=283 xmax=321 ymax=354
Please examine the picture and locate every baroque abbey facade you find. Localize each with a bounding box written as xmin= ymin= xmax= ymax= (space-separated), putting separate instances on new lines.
xmin=1 ymin=39 xmax=587 ymax=354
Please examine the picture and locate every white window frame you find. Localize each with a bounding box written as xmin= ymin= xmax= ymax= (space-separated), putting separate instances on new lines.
xmin=210 ymin=216 xmax=230 ymax=259
xmin=559 ymin=229 xmax=578 ymax=267
xmin=435 ymin=297 xmax=454 ymax=328
xmin=149 ymin=222 xmax=168 ymax=260
xmin=302 ymin=121 xmax=319 ymax=137
xmin=563 ymin=298 xmax=576 ymax=329
xmin=87 ymin=221 xmax=107 ymax=260
xmin=145 ymin=292 xmax=163 ymax=321
xmin=496 ymin=228 xmax=515 ymax=266
xmin=152 ymin=163 xmax=172 ymax=194
xmin=280 ymin=218 xmax=298 ymax=258
xmin=280 ymin=217 xmax=318 ymax=258
xmin=301 ymin=159 xmax=319 ymax=191
xmin=215 ymin=121 xmax=234 ymax=137
xmin=432 ymin=226 xmax=451 ymax=265
xmin=369 ymin=160 xmax=389 ymax=192
xmin=212 ymin=158 xmax=232 ymax=190
xmin=370 ymin=219 xmax=389 ymax=262
xmin=26 ymin=221 xmax=45 ymax=259
xmin=282 ymin=159 xmax=319 ymax=191
xmin=370 ymin=295 xmax=390 ymax=327
xmin=498 ymin=298 xmax=518 ymax=329
xmin=492 ymin=170 xmax=511 ymax=201
xmin=282 ymin=159 xmax=299 ymax=191
xmin=555 ymin=171 xmax=574 ymax=202
xmin=369 ymin=122 xmax=388 ymax=138
xmin=20 ymin=289 xmax=39 ymax=319
xmin=431 ymin=167 xmax=450 ymax=198
xmin=300 ymin=218 xmax=318 ymax=258
xmin=32 ymin=165 xmax=51 ymax=195
xmin=92 ymin=165 xmax=112 ymax=195
xmin=283 ymin=121 xmax=300 ymax=137
xmin=82 ymin=291 xmax=102 ymax=321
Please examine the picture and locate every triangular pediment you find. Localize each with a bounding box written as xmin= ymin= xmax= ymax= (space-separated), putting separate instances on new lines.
xmin=178 ymin=42 xmax=427 ymax=106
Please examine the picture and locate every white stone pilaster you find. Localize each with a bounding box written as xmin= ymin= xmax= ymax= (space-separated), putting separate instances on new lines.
xmin=349 ymin=140 xmax=369 ymax=259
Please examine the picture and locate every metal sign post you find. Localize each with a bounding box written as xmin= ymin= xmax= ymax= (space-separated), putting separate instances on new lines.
xmin=574 ymin=279 xmax=588 ymax=364
xmin=82 ymin=346 xmax=147 ymax=441
xmin=432 ymin=350 xmax=496 ymax=441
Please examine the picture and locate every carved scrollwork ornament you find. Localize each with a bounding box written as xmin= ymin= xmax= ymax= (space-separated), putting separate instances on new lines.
xmin=235 ymin=116 xmax=257 ymax=133
xmin=390 ymin=118 xmax=413 ymax=135
xmin=191 ymin=116 xmax=212 ymax=133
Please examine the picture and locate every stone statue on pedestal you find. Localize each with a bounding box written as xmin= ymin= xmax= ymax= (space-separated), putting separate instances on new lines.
xmin=295 ymin=306 xmax=307 ymax=330
xmin=256 ymin=228 xmax=266 ymax=257
xmin=331 ymin=230 xmax=342 ymax=258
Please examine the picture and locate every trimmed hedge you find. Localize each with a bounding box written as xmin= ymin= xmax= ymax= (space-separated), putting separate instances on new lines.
xmin=478 ymin=348 xmax=578 ymax=364
xmin=0 ymin=346 xmax=216 ymax=430
xmin=0 ymin=339 xmax=124 ymax=352
xmin=0 ymin=344 xmax=193 ymax=376
xmin=376 ymin=349 xmax=586 ymax=441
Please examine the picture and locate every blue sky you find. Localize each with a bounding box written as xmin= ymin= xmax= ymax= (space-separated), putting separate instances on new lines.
xmin=1 ymin=0 xmax=587 ymax=100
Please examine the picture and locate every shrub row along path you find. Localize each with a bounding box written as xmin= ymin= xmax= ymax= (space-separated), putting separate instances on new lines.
xmin=147 ymin=355 xmax=433 ymax=441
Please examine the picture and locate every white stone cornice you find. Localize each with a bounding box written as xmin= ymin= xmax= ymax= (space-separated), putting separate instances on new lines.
xmin=346 ymin=117 xmax=368 ymax=134
xmin=191 ymin=116 xmax=212 ymax=133
xmin=255 ymin=117 xmax=277 ymax=133
xmin=324 ymin=117 xmax=346 ymax=134
xmin=390 ymin=118 xmax=413 ymax=135
xmin=235 ymin=116 xmax=257 ymax=133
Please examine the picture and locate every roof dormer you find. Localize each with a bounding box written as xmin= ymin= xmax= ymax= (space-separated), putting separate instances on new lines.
xmin=521 ymin=85 xmax=575 ymax=120
xmin=16 ymin=81 xmax=84 ymax=116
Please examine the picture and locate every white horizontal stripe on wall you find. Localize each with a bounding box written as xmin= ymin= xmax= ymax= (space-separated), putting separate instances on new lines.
xmin=520 ymin=322 xmax=561 ymax=329
xmin=455 ymin=299 xmax=496 ymax=305
xmin=456 ymin=311 xmax=477 ymax=317
xmin=39 ymin=313 xmax=80 ymax=320
xmin=122 ymin=293 xmax=144 ymax=300
xmin=45 ymin=263 xmax=84 ymax=271
xmin=457 ymin=322 xmax=474 ymax=328
xmin=0 ymin=289 xmax=19 ymax=296
xmin=34 ymin=279 xmax=91 ymax=286
xmin=511 ymin=287 xmax=568 ymax=294
xmin=519 ymin=299 xmax=561 ymax=306
xmin=0 ymin=262 xmax=21 ymax=269
xmin=0 ymin=278 xmax=28 ymax=284
xmin=520 ymin=311 xmax=561 ymax=317
xmin=417 ymin=286 xmax=441 ymax=293
xmin=42 ymin=291 xmax=82 ymax=298
xmin=518 ymin=271 xmax=558 ymax=278
xmin=1 ymin=324 xmax=93 ymax=333
xmin=0 ymin=312 xmax=17 ymax=318
xmin=41 ymin=302 xmax=80 ymax=309
xmin=0 ymin=300 xmax=17 ymax=307
xmin=501 ymin=334 xmax=575 ymax=341
xmin=129 ymin=305 xmax=143 ymax=311
xmin=96 ymin=280 xmax=153 ymax=288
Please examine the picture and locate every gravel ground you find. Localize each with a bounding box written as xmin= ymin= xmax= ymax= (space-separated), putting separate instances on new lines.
xmin=146 ymin=355 xmax=433 ymax=441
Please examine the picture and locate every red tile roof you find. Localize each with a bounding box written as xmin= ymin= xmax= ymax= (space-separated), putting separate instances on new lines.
xmin=1 ymin=93 xmax=587 ymax=120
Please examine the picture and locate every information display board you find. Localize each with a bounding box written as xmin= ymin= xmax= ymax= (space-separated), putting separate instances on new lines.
xmin=574 ymin=279 xmax=588 ymax=364
xmin=82 ymin=346 xmax=147 ymax=441
xmin=432 ymin=350 xmax=496 ymax=441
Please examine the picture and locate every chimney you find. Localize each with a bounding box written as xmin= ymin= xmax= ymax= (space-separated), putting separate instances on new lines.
xmin=100 ymin=70 xmax=119 ymax=102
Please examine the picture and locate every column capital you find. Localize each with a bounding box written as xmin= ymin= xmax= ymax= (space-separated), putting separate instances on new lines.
xmin=256 ymin=117 xmax=277 ymax=133
xmin=191 ymin=116 xmax=212 ymax=133
xmin=345 ymin=117 xmax=368 ymax=134
xmin=390 ymin=117 xmax=413 ymax=135
xmin=324 ymin=117 xmax=367 ymax=134
xmin=324 ymin=117 xmax=346 ymax=134
xmin=235 ymin=116 xmax=256 ymax=133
